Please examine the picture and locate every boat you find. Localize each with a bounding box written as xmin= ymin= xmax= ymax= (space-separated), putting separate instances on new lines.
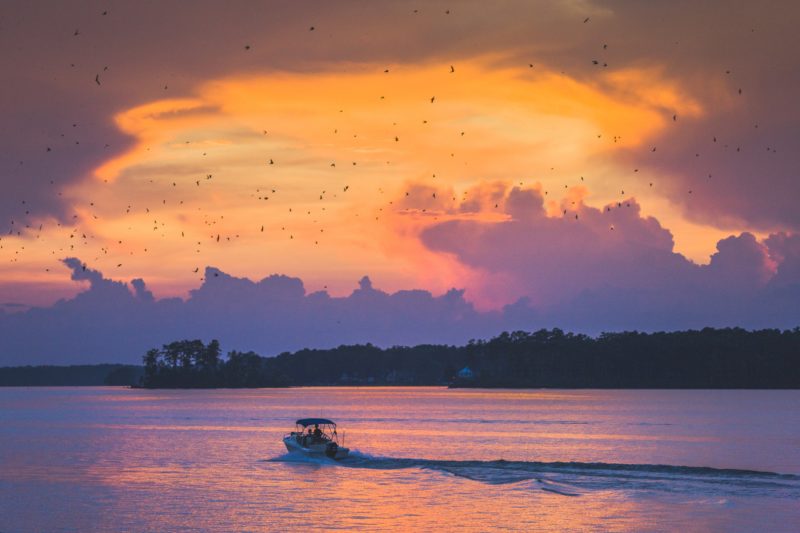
xmin=283 ymin=418 xmax=350 ymax=460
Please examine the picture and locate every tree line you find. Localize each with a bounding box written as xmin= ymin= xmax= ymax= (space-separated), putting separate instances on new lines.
xmin=0 ymin=364 xmax=142 ymax=386
xmin=138 ymin=327 xmax=800 ymax=389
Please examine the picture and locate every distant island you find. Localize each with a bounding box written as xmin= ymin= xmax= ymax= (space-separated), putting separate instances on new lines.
xmin=4 ymin=327 xmax=797 ymax=389
xmin=0 ymin=364 xmax=142 ymax=387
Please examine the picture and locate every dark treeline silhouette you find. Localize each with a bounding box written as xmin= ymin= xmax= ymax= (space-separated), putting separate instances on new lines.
xmin=0 ymin=364 xmax=142 ymax=386
xmin=137 ymin=327 xmax=800 ymax=389
xmin=141 ymin=339 xmax=291 ymax=388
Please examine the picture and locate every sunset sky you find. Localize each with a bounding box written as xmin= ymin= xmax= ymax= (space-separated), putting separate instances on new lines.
xmin=1 ymin=1 xmax=799 ymax=361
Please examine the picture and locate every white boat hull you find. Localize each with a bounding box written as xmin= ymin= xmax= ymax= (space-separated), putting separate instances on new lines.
xmin=283 ymin=435 xmax=349 ymax=460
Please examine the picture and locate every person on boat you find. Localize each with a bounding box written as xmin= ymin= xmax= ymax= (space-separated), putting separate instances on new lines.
xmin=313 ymin=424 xmax=322 ymax=441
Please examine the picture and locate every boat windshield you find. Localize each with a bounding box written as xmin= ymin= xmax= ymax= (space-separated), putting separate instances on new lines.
xmin=293 ymin=421 xmax=339 ymax=443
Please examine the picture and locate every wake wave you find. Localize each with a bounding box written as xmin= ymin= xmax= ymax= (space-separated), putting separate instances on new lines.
xmin=268 ymin=451 xmax=800 ymax=498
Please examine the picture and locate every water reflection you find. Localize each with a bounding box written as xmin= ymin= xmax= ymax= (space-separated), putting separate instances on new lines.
xmin=0 ymin=387 xmax=798 ymax=531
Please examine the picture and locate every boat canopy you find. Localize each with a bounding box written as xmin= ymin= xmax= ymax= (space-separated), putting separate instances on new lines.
xmin=296 ymin=418 xmax=335 ymax=427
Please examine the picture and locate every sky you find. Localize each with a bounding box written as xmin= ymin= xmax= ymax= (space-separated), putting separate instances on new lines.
xmin=1 ymin=1 xmax=799 ymax=363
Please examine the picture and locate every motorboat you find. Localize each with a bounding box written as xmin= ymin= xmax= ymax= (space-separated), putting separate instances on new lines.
xmin=283 ymin=418 xmax=349 ymax=460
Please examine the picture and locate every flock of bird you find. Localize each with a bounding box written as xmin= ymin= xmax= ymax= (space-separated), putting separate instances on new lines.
xmin=0 ymin=7 xmax=769 ymax=284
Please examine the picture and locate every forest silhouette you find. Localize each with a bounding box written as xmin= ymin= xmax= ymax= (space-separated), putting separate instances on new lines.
xmin=135 ymin=328 xmax=800 ymax=389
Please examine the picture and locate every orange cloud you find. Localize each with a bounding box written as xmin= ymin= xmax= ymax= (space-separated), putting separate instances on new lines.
xmin=8 ymin=57 xmax=732 ymax=304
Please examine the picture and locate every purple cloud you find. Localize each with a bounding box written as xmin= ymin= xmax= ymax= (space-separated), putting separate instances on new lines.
xmin=420 ymin=185 xmax=800 ymax=331
xmin=0 ymin=220 xmax=798 ymax=366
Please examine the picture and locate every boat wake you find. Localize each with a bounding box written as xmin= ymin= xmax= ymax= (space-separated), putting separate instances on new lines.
xmin=268 ymin=452 xmax=800 ymax=498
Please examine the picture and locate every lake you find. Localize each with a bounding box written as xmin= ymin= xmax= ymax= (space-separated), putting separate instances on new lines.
xmin=1 ymin=387 xmax=798 ymax=532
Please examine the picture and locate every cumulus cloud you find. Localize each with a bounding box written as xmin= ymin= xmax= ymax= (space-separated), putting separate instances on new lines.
xmin=0 ymin=260 xmax=513 ymax=365
xmin=421 ymin=185 xmax=692 ymax=305
xmin=62 ymin=258 xmax=103 ymax=286
xmin=0 ymin=224 xmax=798 ymax=366
xmin=765 ymin=233 xmax=800 ymax=288
xmin=418 ymin=183 xmax=800 ymax=329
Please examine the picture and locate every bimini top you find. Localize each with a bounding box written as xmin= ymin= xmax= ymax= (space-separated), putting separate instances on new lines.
xmin=296 ymin=418 xmax=335 ymax=427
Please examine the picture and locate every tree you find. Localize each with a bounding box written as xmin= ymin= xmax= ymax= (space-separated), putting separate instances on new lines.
xmin=143 ymin=348 xmax=160 ymax=385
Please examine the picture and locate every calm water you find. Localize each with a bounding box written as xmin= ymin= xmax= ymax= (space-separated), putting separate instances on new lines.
xmin=0 ymin=387 xmax=798 ymax=532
